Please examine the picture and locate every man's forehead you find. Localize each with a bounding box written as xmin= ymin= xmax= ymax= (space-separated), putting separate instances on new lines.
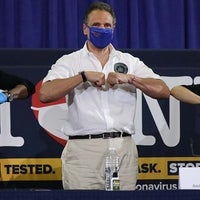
xmin=87 ymin=10 xmax=113 ymax=24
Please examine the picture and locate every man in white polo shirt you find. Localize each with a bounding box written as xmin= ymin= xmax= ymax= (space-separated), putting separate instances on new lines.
xmin=39 ymin=1 xmax=170 ymax=190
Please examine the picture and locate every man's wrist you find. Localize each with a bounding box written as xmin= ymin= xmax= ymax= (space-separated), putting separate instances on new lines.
xmin=79 ymin=71 xmax=87 ymax=82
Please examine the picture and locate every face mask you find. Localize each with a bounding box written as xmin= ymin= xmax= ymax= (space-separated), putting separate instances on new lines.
xmin=87 ymin=26 xmax=113 ymax=48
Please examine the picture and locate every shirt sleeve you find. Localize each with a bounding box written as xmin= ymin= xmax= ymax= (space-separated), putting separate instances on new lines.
xmin=124 ymin=53 xmax=161 ymax=79
xmin=42 ymin=55 xmax=74 ymax=83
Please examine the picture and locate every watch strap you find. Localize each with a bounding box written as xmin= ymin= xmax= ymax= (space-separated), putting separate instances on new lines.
xmin=79 ymin=71 xmax=87 ymax=82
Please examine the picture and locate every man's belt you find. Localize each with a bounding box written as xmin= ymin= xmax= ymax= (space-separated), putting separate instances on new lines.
xmin=68 ymin=132 xmax=131 ymax=140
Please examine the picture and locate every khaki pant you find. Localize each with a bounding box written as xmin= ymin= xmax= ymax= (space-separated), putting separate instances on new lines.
xmin=61 ymin=136 xmax=138 ymax=190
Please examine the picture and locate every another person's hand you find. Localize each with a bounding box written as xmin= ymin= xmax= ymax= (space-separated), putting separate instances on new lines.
xmin=9 ymin=84 xmax=28 ymax=99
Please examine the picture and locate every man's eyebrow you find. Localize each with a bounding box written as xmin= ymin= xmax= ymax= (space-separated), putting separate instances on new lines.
xmin=91 ymin=22 xmax=100 ymax=26
xmin=91 ymin=22 xmax=112 ymax=26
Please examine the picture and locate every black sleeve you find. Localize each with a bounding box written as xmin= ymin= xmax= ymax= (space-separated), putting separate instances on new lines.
xmin=182 ymin=84 xmax=200 ymax=95
xmin=0 ymin=70 xmax=35 ymax=97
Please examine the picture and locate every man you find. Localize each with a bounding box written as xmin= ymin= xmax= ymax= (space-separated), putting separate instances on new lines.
xmin=171 ymin=85 xmax=200 ymax=104
xmin=39 ymin=2 xmax=170 ymax=190
xmin=0 ymin=70 xmax=35 ymax=102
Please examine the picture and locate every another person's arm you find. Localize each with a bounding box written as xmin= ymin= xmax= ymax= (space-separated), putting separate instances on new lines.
xmin=0 ymin=71 xmax=35 ymax=99
xmin=170 ymin=85 xmax=200 ymax=104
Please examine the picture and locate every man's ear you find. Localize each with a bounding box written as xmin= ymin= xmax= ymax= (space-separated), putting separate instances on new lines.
xmin=83 ymin=24 xmax=88 ymax=35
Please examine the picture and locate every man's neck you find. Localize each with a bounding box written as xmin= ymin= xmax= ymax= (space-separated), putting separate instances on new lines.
xmin=87 ymin=41 xmax=110 ymax=56
xmin=86 ymin=41 xmax=111 ymax=67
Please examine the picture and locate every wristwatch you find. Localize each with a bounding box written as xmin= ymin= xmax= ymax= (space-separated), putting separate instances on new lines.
xmin=79 ymin=71 xmax=87 ymax=82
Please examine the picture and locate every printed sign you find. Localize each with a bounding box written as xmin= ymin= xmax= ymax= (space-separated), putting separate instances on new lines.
xmin=0 ymin=53 xmax=200 ymax=190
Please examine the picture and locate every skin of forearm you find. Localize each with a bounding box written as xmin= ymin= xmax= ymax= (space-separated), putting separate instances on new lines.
xmin=39 ymin=75 xmax=82 ymax=103
xmin=132 ymin=77 xmax=170 ymax=99
xmin=171 ymin=86 xmax=200 ymax=104
xmin=40 ymin=73 xmax=170 ymax=103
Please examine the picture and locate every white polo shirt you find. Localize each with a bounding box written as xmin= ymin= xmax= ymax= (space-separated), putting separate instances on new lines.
xmin=43 ymin=43 xmax=161 ymax=136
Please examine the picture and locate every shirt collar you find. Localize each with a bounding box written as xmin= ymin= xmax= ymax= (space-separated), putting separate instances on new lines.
xmin=83 ymin=41 xmax=116 ymax=57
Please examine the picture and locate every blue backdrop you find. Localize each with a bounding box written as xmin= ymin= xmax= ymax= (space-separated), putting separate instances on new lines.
xmin=0 ymin=0 xmax=200 ymax=49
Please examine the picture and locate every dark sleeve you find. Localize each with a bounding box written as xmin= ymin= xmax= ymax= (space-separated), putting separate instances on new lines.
xmin=0 ymin=70 xmax=35 ymax=96
xmin=182 ymin=84 xmax=200 ymax=95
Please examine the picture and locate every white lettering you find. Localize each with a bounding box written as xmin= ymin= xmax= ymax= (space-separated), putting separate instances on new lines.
xmin=0 ymin=103 xmax=24 ymax=147
xmin=133 ymin=76 xmax=195 ymax=147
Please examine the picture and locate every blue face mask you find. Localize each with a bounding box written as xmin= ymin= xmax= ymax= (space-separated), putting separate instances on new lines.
xmin=87 ymin=26 xmax=113 ymax=49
